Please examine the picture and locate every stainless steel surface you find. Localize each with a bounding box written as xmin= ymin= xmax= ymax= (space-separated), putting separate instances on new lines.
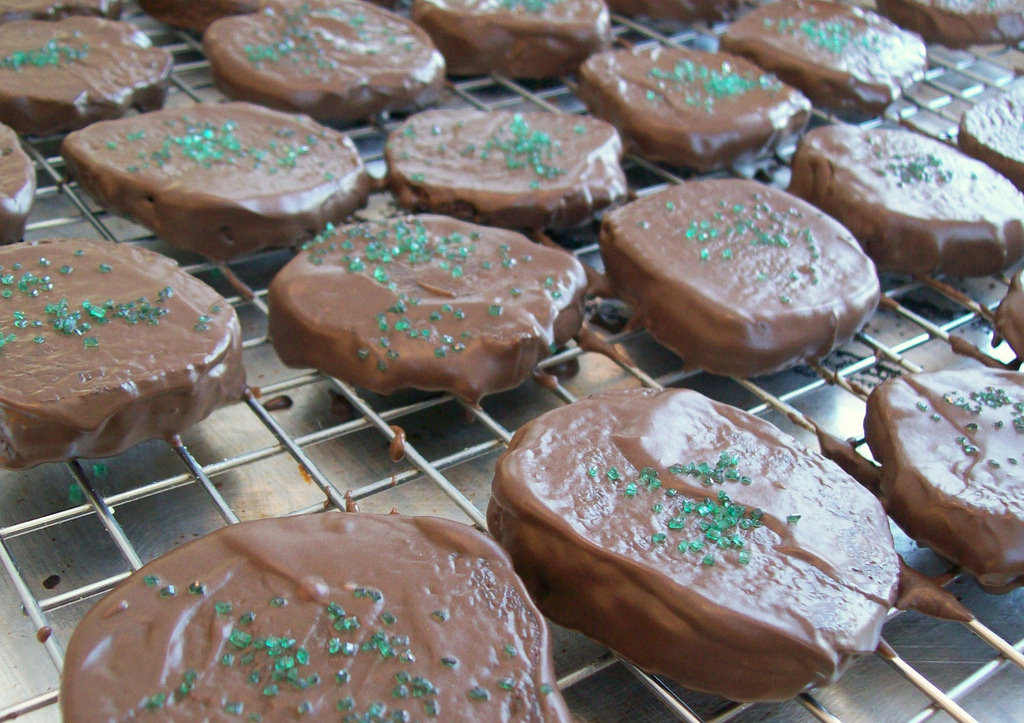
xmin=1 ymin=4 xmax=1023 ymax=721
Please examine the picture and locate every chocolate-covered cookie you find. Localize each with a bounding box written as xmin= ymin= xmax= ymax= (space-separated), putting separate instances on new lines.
xmin=204 ymin=1 xmax=445 ymax=123
xmin=412 ymin=0 xmax=611 ymax=79
xmin=269 ymin=215 xmax=587 ymax=403
xmin=62 ymin=512 xmax=570 ymax=722
xmin=789 ymin=125 xmax=1024 ymax=277
xmin=138 ymin=0 xmax=259 ymax=32
xmin=386 ymin=110 xmax=626 ymax=230
xmin=0 ymin=17 xmax=171 ymax=135
xmin=958 ymin=85 xmax=1024 ymax=193
xmin=0 ymin=122 xmax=35 ymax=242
xmin=599 ymin=179 xmax=880 ymax=378
xmin=489 ymin=387 xmax=899 ymax=701
xmin=62 ymin=102 xmax=371 ymax=260
xmin=0 ymin=0 xmax=121 ymax=22
xmin=0 ymin=239 xmax=244 ymax=469
xmin=721 ymin=0 xmax=926 ymax=114
xmin=576 ymin=46 xmax=811 ymax=171
xmin=864 ymin=367 xmax=1024 ymax=592
xmin=876 ymin=0 xmax=1024 ymax=48
xmin=606 ymin=0 xmax=742 ymax=22
xmin=995 ymin=269 xmax=1024 ymax=360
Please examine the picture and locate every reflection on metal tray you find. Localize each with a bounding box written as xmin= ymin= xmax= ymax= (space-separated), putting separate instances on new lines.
xmin=1 ymin=3 xmax=1023 ymax=722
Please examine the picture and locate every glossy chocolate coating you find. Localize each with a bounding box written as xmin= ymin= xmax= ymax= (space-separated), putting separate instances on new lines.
xmin=268 ymin=214 xmax=587 ymax=403
xmin=61 ymin=102 xmax=371 ymax=260
xmin=412 ymin=0 xmax=611 ymax=79
xmin=599 ymin=179 xmax=880 ymax=378
xmin=0 ymin=16 xmax=171 ymax=135
xmin=958 ymin=85 xmax=1024 ymax=193
xmin=576 ymin=46 xmax=811 ymax=172
xmin=489 ymin=387 xmax=899 ymax=701
xmin=721 ymin=0 xmax=926 ymax=114
xmin=876 ymin=0 xmax=1024 ymax=48
xmin=606 ymin=0 xmax=742 ymax=22
xmin=789 ymin=124 xmax=1024 ymax=277
xmin=0 ymin=0 xmax=120 ymax=22
xmin=996 ymin=269 xmax=1024 ymax=361
xmin=204 ymin=1 xmax=445 ymax=124
xmin=0 ymin=122 xmax=35 ymax=242
xmin=138 ymin=0 xmax=259 ymax=32
xmin=0 ymin=239 xmax=244 ymax=469
xmin=386 ymin=109 xmax=627 ymax=230
xmin=864 ymin=367 xmax=1024 ymax=592
xmin=61 ymin=512 xmax=570 ymax=722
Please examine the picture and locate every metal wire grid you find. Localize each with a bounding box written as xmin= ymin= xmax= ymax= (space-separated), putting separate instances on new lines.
xmin=0 ymin=5 xmax=1022 ymax=722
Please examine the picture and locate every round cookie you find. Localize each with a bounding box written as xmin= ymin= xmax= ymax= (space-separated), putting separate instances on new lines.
xmin=138 ymin=0 xmax=260 ymax=32
xmin=489 ymin=387 xmax=900 ymax=702
xmin=721 ymin=0 xmax=926 ymax=115
xmin=0 ymin=239 xmax=244 ymax=469
xmin=576 ymin=45 xmax=811 ymax=172
xmin=0 ymin=122 xmax=35 ymax=242
xmin=599 ymin=179 xmax=880 ymax=378
xmin=865 ymin=367 xmax=1024 ymax=592
xmin=876 ymin=0 xmax=1024 ymax=48
xmin=606 ymin=0 xmax=742 ymax=22
xmin=788 ymin=124 xmax=1024 ymax=277
xmin=0 ymin=0 xmax=121 ymax=22
xmin=958 ymin=85 xmax=1024 ymax=193
xmin=61 ymin=102 xmax=371 ymax=260
xmin=61 ymin=512 xmax=570 ymax=722
xmin=994 ymin=269 xmax=1024 ymax=360
xmin=0 ymin=17 xmax=171 ymax=135
xmin=411 ymin=0 xmax=611 ymax=79
xmin=268 ymin=215 xmax=588 ymax=403
xmin=204 ymin=1 xmax=445 ymax=124
xmin=385 ymin=110 xmax=627 ymax=230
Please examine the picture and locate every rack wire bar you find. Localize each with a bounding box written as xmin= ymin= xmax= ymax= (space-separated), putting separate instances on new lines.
xmin=0 ymin=5 xmax=1022 ymax=723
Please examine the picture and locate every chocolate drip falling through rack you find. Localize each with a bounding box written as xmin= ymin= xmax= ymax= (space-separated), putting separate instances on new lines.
xmin=1 ymin=4 xmax=1023 ymax=722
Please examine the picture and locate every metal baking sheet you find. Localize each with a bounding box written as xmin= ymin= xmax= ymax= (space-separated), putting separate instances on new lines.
xmin=1 ymin=3 xmax=1023 ymax=722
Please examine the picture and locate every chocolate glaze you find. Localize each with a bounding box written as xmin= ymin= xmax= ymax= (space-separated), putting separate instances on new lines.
xmin=995 ymin=270 xmax=1024 ymax=360
xmin=489 ymin=387 xmax=899 ymax=701
xmin=61 ymin=102 xmax=371 ymax=260
xmin=0 ymin=0 xmax=120 ymax=22
xmin=0 ymin=122 xmax=35 ymax=242
xmin=864 ymin=367 xmax=1024 ymax=592
xmin=721 ymin=0 xmax=926 ymax=115
xmin=789 ymin=125 xmax=1024 ymax=277
xmin=0 ymin=239 xmax=244 ymax=469
xmin=386 ymin=109 xmax=627 ymax=231
xmin=412 ymin=0 xmax=611 ymax=79
xmin=204 ymin=1 xmax=445 ymax=124
xmin=958 ymin=85 xmax=1024 ymax=193
xmin=268 ymin=215 xmax=588 ymax=403
xmin=599 ymin=179 xmax=880 ymax=378
xmin=577 ymin=46 xmax=811 ymax=172
xmin=896 ymin=557 xmax=973 ymax=622
xmin=0 ymin=17 xmax=171 ymax=135
xmin=606 ymin=0 xmax=743 ymax=22
xmin=61 ymin=512 xmax=570 ymax=722
xmin=138 ymin=0 xmax=259 ymax=32
xmin=877 ymin=0 xmax=1024 ymax=48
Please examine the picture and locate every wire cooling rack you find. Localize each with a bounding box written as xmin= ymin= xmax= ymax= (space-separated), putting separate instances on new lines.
xmin=1 ymin=3 xmax=1023 ymax=721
